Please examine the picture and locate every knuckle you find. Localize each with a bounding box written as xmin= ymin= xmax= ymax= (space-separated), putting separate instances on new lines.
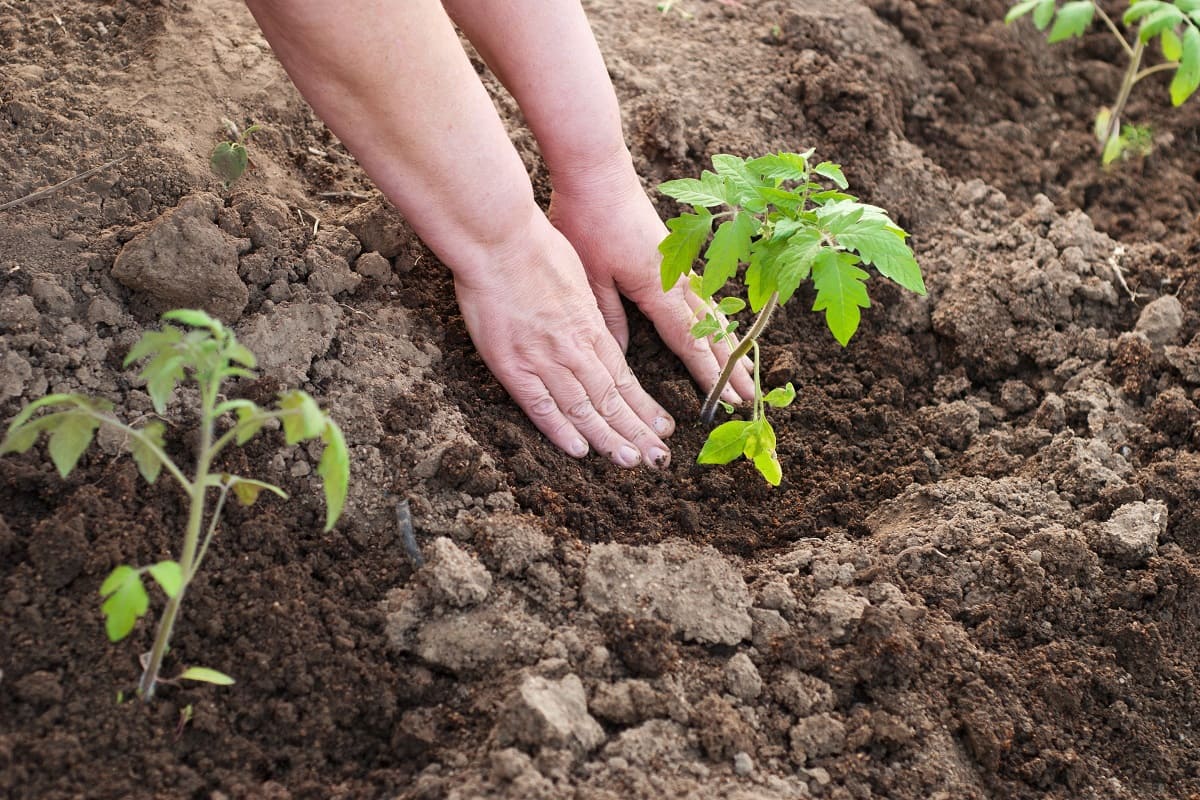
xmin=566 ymin=397 xmax=593 ymax=422
xmin=596 ymin=382 xmax=624 ymax=417
xmin=528 ymin=393 xmax=558 ymax=419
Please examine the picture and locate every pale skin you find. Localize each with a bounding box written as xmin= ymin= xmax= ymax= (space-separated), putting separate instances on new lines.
xmin=244 ymin=0 xmax=755 ymax=468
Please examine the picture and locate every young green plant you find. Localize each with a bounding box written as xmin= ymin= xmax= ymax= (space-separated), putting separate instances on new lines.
xmin=0 ymin=309 xmax=350 ymax=701
xmin=210 ymin=119 xmax=261 ymax=187
xmin=1006 ymin=0 xmax=1200 ymax=163
xmin=658 ymin=151 xmax=925 ymax=485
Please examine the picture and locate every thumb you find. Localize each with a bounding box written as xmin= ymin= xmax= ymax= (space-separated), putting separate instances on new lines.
xmin=590 ymin=277 xmax=630 ymax=352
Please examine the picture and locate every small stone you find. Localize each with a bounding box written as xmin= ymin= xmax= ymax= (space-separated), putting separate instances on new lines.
xmin=1134 ymin=295 xmax=1183 ymax=348
xmin=1096 ymin=501 xmax=1168 ymax=566
xmin=724 ymin=653 xmax=762 ymax=702
xmin=0 ymin=295 xmax=39 ymax=332
xmin=810 ymin=586 xmax=869 ymax=641
xmin=353 ymin=251 xmax=398 ymax=284
xmin=733 ymin=751 xmax=754 ymax=776
xmin=495 ymin=674 xmax=606 ymax=754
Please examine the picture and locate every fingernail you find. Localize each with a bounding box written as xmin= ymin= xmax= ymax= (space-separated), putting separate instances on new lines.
xmin=570 ymin=439 xmax=589 ymax=458
xmin=653 ymin=416 xmax=673 ymax=435
xmin=616 ymin=444 xmax=641 ymax=467
xmin=649 ymin=447 xmax=670 ymax=469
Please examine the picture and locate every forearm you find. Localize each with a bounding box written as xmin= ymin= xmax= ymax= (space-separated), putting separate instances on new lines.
xmin=441 ymin=0 xmax=634 ymax=194
xmin=244 ymin=0 xmax=540 ymax=281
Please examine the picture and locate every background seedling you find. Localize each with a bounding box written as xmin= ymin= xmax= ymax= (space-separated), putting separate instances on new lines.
xmin=1006 ymin=0 xmax=1200 ymax=164
xmin=1 ymin=309 xmax=350 ymax=701
xmin=210 ymin=119 xmax=261 ymax=186
xmin=658 ymin=151 xmax=925 ymax=484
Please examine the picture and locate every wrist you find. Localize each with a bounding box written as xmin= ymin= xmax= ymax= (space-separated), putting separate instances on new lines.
xmin=547 ymin=141 xmax=645 ymax=203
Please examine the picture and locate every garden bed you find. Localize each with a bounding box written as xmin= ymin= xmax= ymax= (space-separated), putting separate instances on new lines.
xmin=2 ymin=1 xmax=1199 ymax=798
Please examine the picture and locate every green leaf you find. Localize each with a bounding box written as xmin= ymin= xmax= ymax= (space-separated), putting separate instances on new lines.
xmin=774 ymin=230 xmax=825 ymax=305
xmin=746 ymin=152 xmax=812 ymax=182
xmin=741 ymin=417 xmax=776 ymax=458
xmin=836 ymin=220 xmax=926 ymax=294
xmin=142 ymin=353 xmax=187 ymax=415
xmin=711 ymin=154 xmax=765 ymax=209
xmin=812 ymin=250 xmax=871 ymax=346
xmin=1124 ymin=0 xmax=1166 ymax=26
xmin=1170 ymin=24 xmax=1200 ymax=105
xmin=234 ymin=404 xmax=266 ymax=446
xmin=813 ymin=161 xmax=848 ymax=189
xmin=4 ymin=393 xmax=84 ymax=431
xmin=1138 ymin=5 xmax=1184 ymax=41
xmin=147 ymin=560 xmax=184 ymax=598
xmin=1093 ymin=107 xmax=1113 ymax=142
xmin=691 ymin=316 xmax=723 ymax=339
xmin=815 ymin=200 xmax=869 ymax=236
xmin=1005 ymin=0 xmax=1042 ymax=23
xmin=701 ymin=212 xmax=756 ymax=297
xmin=1046 ymin=1 xmax=1095 ymax=42
xmin=123 ymin=326 xmax=182 ymax=369
xmin=47 ymin=411 xmax=101 ymax=478
xmin=1162 ymin=26 xmax=1183 ymax=61
xmin=658 ymin=172 xmax=730 ymax=207
xmin=697 ymin=420 xmax=753 ymax=465
xmin=716 ymin=296 xmax=747 ymax=315
xmin=0 ymin=419 xmax=41 ymax=455
xmin=127 ymin=420 xmax=166 ymax=484
xmin=658 ymin=207 xmax=714 ymax=291
xmin=278 ymin=391 xmax=325 ymax=444
xmin=764 ymin=382 xmax=797 ymax=408
xmin=99 ymin=565 xmax=150 ymax=642
xmin=753 ymin=449 xmax=783 ymax=486
xmin=162 ymin=309 xmax=224 ymax=335
xmin=1032 ymin=0 xmax=1057 ymax=29
xmin=318 ymin=420 xmax=350 ymax=531
xmin=227 ymin=343 xmax=257 ymax=369
xmin=211 ymin=141 xmax=249 ymax=185
xmin=179 ymin=666 xmax=236 ymax=686
xmin=229 ymin=476 xmax=288 ymax=506
xmin=1102 ymin=129 xmax=1125 ymax=164
xmin=746 ymin=237 xmax=783 ymax=311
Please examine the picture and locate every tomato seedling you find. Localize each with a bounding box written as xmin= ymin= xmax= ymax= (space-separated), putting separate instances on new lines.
xmin=1006 ymin=0 xmax=1200 ymax=164
xmin=658 ymin=151 xmax=925 ymax=485
xmin=1 ymin=309 xmax=350 ymax=701
xmin=210 ymin=119 xmax=261 ymax=187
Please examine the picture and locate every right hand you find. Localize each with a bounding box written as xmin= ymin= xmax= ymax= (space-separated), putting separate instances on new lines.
xmin=452 ymin=211 xmax=676 ymax=468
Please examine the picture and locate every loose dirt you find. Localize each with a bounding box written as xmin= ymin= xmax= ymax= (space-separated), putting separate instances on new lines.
xmin=2 ymin=1 xmax=1199 ymax=798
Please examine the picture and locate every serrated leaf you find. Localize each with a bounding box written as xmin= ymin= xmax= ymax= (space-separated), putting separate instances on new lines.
xmin=124 ymin=326 xmax=182 ymax=369
xmin=1005 ymin=0 xmax=1041 ymax=23
xmin=318 ymin=420 xmax=350 ymax=531
xmin=813 ymin=161 xmax=848 ymax=189
xmin=716 ymin=296 xmax=747 ymax=315
xmin=697 ymin=420 xmax=753 ymax=465
xmin=746 ymin=152 xmax=811 ymax=182
xmin=764 ymin=382 xmax=797 ymax=408
xmin=711 ymin=154 xmax=764 ymax=209
xmin=774 ymin=230 xmax=825 ymax=305
xmin=179 ymin=666 xmax=236 ymax=686
xmin=691 ymin=316 xmax=722 ymax=339
xmin=142 ymin=353 xmax=186 ymax=415
xmin=1046 ymin=1 xmax=1095 ymax=42
xmin=746 ymin=237 xmax=784 ymax=311
xmin=658 ymin=172 xmax=730 ymax=207
xmin=227 ymin=343 xmax=257 ymax=369
xmin=130 ymin=420 xmax=167 ymax=484
xmin=815 ymin=200 xmax=867 ymax=236
xmin=754 ymin=185 xmax=805 ymax=213
xmin=99 ymin=565 xmax=149 ymax=642
xmin=234 ymin=404 xmax=266 ymax=445
xmin=658 ymin=207 xmax=714 ymax=291
xmin=1125 ymin=0 xmax=1166 ymax=25
xmin=4 ymin=393 xmax=83 ymax=431
xmin=701 ymin=212 xmax=756 ymax=297
xmin=211 ymin=141 xmax=249 ymax=185
xmin=1170 ymin=24 xmax=1200 ymax=105
xmin=279 ymin=391 xmax=324 ymax=444
xmin=1033 ymin=0 xmax=1057 ymax=30
xmin=812 ymin=250 xmax=871 ymax=346
xmin=147 ymin=560 xmax=184 ymax=598
xmin=47 ymin=411 xmax=101 ymax=478
xmin=836 ymin=220 xmax=926 ymax=294
xmin=1162 ymin=26 xmax=1183 ymax=61
xmin=162 ymin=309 xmax=224 ymax=335
xmin=1138 ymin=6 xmax=1184 ymax=41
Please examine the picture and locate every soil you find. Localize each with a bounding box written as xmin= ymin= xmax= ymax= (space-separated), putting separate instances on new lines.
xmin=3 ymin=1 xmax=1200 ymax=798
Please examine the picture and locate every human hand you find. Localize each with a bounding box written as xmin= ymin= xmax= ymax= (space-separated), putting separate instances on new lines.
xmin=453 ymin=211 xmax=676 ymax=468
xmin=548 ymin=164 xmax=756 ymax=406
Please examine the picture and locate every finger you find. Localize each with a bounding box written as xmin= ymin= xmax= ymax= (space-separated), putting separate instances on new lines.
xmin=542 ymin=364 xmax=644 ymax=468
xmin=590 ymin=277 xmax=630 ymax=353
xmin=639 ymin=286 xmax=729 ymax=400
xmin=591 ymin=335 xmax=675 ymax=464
xmin=506 ymin=373 xmax=590 ymax=459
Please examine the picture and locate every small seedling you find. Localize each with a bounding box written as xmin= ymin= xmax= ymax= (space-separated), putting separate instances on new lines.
xmin=658 ymin=151 xmax=925 ymax=484
xmin=210 ymin=119 xmax=261 ymax=187
xmin=1006 ymin=0 xmax=1200 ymax=164
xmin=1 ymin=309 xmax=350 ymax=701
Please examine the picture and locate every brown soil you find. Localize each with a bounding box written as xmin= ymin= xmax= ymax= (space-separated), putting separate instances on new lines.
xmin=3 ymin=1 xmax=1200 ymax=799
